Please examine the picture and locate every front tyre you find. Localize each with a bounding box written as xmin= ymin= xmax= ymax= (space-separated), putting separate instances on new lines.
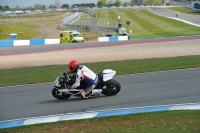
xmin=52 ymin=87 xmax=71 ymax=100
xmin=101 ymin=79 xmax=121 ymax=96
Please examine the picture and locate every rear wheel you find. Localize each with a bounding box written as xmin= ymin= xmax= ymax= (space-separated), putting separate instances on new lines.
xmin=52 ymin=87 xmax=71 ymax=100
xmin=101 ymin=79 xmax=121 ymax=96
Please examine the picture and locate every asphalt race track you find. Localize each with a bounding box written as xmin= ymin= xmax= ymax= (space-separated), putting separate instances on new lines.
xmin=0 ymin=36 xmax=200 ymax=122
xmin=0 ymin=7 xmax=200 ymax=128
xmin=0 ymin=68 xmax=200 ymax=121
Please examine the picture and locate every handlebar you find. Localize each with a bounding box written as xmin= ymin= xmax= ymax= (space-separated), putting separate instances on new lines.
xmin=61 ymin=72 xmax=71 ymax=81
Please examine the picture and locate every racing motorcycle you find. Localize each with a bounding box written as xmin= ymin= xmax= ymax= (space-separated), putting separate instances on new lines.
xmin=52 ymin=69 xmax=121 ymax=100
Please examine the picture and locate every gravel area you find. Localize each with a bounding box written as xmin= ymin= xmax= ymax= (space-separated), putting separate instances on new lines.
xmin=1 ymin=39 xmax=200 ymax=70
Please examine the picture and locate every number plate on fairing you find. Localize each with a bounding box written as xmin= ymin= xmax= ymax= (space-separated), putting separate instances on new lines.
xmin=54 ymin=76 xmax=61 ymax=87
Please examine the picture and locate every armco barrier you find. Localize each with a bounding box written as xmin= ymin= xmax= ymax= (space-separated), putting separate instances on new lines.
xmin=98 ymin=36 xmax=129 ymax=42
xmin=0 ymin=40 xmax=13 ymax=47
xmin=30 ymin=39 xmax=45 ymax=45
xmin=0 ymin=37 xmax=129 ymax=46
xmin=0 ymin=39 xmax=60 ymax=47
xmin=0 ymin=103 xmax=199 ymax=129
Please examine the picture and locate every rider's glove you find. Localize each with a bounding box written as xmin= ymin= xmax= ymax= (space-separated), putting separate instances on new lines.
xmin=67 ymin=85 xmax=72 ymax=89
xmin=67 ymin=70 xmax=71 ymax=74
xmin=62 ymin=72 xmax=67 ymax=76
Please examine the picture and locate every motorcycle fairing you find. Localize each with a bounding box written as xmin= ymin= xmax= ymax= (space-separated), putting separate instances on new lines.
xmin=102 ymin=69 xmax=116 ymax=82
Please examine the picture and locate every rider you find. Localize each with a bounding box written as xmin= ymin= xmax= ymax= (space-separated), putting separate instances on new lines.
xmin=66 ymin=60 xmax=99 ymax=99
xmin=176 ymin=12 xmax=179 ymax=18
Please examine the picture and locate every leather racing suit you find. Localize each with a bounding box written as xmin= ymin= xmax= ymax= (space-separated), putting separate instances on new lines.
xmin=71 ymin=65 xmax=99 ymax=98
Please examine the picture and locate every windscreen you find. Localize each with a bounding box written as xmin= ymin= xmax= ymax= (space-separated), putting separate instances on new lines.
xmin=72 ymin=34 xmax=81 ymax=37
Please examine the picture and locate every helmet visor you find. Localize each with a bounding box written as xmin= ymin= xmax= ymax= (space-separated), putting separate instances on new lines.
xmin=69 ymin=66 xmax=73 ymax=71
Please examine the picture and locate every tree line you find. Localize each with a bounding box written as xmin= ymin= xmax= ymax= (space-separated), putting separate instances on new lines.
xmin=71 ymin=3 xmax=96 ymax=8
xmin=0 ymin=1 xmax=128 ymax=11
xmin=96 ymin=0 xmax=162 ymax=6
xmin=132 ymin=0 xmax=190 ymax=5
xmin=97 ymin=0 xmax=128 ymax=6
xmin=0 ymin=4 xmax=70 ymax=11
xmin=0 ymin=0 xmax=191 ymax=11
xmin=0 ymin=3 xmax=97 ymax=10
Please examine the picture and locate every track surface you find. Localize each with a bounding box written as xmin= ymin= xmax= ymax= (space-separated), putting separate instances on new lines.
xmin=148 ymin=8 xmax=200 ymax=25
xmin=0 ymin=36 xmax=199 ymax=55
xmin=0 ymin=68 xmax=200 ymax=121
xmin=0 ymin=8 xmax=200 ymax=123
xmin=1 ymin=36 xmax=200 ymax=70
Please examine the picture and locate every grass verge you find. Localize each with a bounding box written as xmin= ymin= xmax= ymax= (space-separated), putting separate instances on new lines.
xmin=167 ymin=6 xmax=200 ymax=15
xmin=0 ymin=55 xmax=200 ymax=87
xmin=1 ymin=8 xmax=200 ymax=40
xmin=1 ymin=110 xmax=200 ymax=133
xmin=94 ymin=8 xmax=200 ymax=39
xmin=0 ymin=12 xmax=65 ymax=40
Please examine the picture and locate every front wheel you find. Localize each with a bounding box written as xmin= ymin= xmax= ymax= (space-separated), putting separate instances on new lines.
xmin=101 ymin=79 xmax=121 ymax=96
xmin=52 ymin=87 xmax=71 ymax=100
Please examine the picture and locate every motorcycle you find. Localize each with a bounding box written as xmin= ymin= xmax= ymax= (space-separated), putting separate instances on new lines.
xmin=52 ymin=69 xmax=121 ymax=100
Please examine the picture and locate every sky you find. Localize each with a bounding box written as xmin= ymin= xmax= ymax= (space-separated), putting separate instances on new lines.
xmin=0 ymin=0 xmax=130 ymax=8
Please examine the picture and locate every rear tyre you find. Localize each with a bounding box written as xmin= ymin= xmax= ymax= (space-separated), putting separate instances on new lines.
xmin=52 ymin=87 xmax=71 ymax=100
xmin=101 ymin=79 xmax=121 ymax=96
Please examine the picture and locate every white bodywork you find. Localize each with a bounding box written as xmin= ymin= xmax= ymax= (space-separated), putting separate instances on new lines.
xmin=53 ymin=69 xmax=116 ymax=96
xmin=54 ymin=76 xmax=61 ymax=87
xmin=102 ymin=69 xmax=116 ymax=82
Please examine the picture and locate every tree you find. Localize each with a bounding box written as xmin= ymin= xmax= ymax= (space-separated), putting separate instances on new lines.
xmin=108 ymin=0 xmax=113 ymax=5
xmin=91 ymin=3 xmax=96 ymax=7
xmin=49 ymin=4 xmax=55 ymax=8
xmin=54 ymin=0 xmax=60 ymax=8
xmin=97 ymin=0 xmax=107 ymax=6
xmin=131 ymin=0 xmax=162 ymax=5
xmin=4 ymin=6 xmax=9 ymax=9
xmin=123 ymin=2 xmax=131 ymax=6
xmin=102 ymin=0 xmax=107 ymax=5
xmin=131 ymin=0 xmax=141 ymax=5
xmin=97 ymin=0 xmax=104 ymax=6
xmin=26 ymin=6 xmax=34 ymax=10
xmin=61 ymin=4 xmax=69 ymax=8
xmin=143 ymin=0 xmax=148 ymax=4
xmin=34 ymin=4 xmax=43 ymax=9
xmin=115 ymin=0 xmax=122 ymax=6
xmin=43 ymin=5 xmax=46 ymax=9
xmin=15 ymin=6 xmax=21 ymax=10
xmin=153 ymin=0 xmax=162 ymax=4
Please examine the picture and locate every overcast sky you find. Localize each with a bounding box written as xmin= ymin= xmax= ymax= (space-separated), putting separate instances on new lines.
xmin=0 ymin=0 xmax=130 ymax=8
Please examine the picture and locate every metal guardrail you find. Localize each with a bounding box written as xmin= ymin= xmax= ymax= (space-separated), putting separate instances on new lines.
xmin=64 ymin=25 xmax=117 ymax=33
xmin=61 ymin=8 xmax=118 ymax=33
xmin=83 ymin=8 xmax=95 ymax=16
xmin=62 ymin=11 xmax=79 ymax=25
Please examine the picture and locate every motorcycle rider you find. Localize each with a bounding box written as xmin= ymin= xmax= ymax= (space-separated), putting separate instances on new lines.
xmin=66 ymin=60 xmax=99 ymax=99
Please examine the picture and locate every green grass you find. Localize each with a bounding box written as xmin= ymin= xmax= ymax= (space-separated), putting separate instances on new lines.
xmin=0 ymin=21 xmax=38 ymax=39
xmin=167 ymin=6 xmax=200 ymax=15
xmin=0 ymin=12 xmax=63 ymax=40
xmin=94 ymin=8 xmax=200 ymax=39
xmin=0 ymin=19 xmax=61 ymax=40
xmin=1 ymin=110 xmax=200 ymax=133
xmin=1 ymin=8 xmax=200 ymax=40
xmin=0 ymin=55 xmax=200 ymax=87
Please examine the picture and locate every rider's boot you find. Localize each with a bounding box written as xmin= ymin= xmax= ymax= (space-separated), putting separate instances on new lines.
xmin=80 ymin=90 xmax=89 ymax=99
